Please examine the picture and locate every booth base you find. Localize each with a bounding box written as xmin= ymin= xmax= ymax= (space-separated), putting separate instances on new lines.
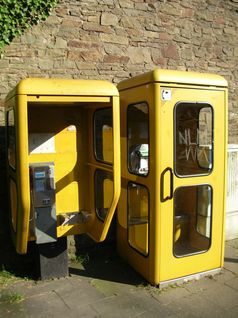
xmin=159 ymin=268 xmax=221 ymax=289
xmin=37 ymin=237 xmax=68 ymax=280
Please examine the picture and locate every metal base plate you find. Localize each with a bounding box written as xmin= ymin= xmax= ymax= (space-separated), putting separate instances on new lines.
xmin=159 ymin=268 xmax=222 ymax=289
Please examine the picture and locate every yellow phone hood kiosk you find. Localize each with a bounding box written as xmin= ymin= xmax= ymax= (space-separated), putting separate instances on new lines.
xmin=117 ymin=69 xmax=228 ymax=286
xmin=5 ymin=78 xmax=121 ymax=279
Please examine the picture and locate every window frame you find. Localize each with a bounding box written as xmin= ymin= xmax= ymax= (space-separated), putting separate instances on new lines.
xmin=127 ymin=101 xmax=150 ymax=177
xmin=94 ymin=169 xmax=113 ymax=222
xmin=93 ymin=107 xmax=113 ymax=165
xmin=174 ymin=101 xmax=214 ymax=178
xmin=196 ymin=184 xmax=213 ymax=239
xmin=127 ymin=181 xmax=150 ymax=257
xmin=173 ymin=184 xmax=213 ymax=258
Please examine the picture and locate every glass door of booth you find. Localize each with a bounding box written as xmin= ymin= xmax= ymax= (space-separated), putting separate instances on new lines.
xmin=85 ymin=98 xmax=121 ymax=243
xmin=159 ymin=86 xmax=226 ymax=282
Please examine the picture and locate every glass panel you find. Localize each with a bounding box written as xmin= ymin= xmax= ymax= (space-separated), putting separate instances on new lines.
xmin=7 ymin=109 xmax=16 ymax=169
xmin=94 ymin=108 xmax=113 ymax=164
xmin=198 ymin=108 xmax=213 ymax=169
xmin=128 ymin=182 xmax=149 ymax=256
xmin=95 ymin=169 xmax=113 ymax=221
xmin=174 ymin=185 xmax=212 ymax=257
xmin=127 ymin=102 xmax=149 ymax=176
xmin=175 ymin=103 xmax=213 ymax=176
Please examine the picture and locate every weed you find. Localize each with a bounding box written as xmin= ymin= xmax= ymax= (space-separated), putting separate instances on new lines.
xmin=74 ymin=253 xmax=90 ymax=265
xmin=0 ymin=269 xmax=18 ymax=286
xmin=0 ymin=291 xmax=23 ymax=304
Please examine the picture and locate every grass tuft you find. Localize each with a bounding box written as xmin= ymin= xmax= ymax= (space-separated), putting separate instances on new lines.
xmin=0 ymin=291 xmax=23 ymax=303
xmin=0 ymin=269 xmax=17 ymax=286
xmin=74 ymin=253 xmax=90 ymax=265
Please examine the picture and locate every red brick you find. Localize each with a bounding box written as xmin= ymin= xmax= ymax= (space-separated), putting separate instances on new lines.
xmin=68 ymin=40 xmax=99 ymax=49
xmin=214 ymin=17 xmax=225 ymax=25
xmin=162 ymin=43 xmax=180 ymax=60
xmin=159 ymin=33 xmax=171 ymax=41
xmin=103 ymin=55 xmax=130 ymax=64
xmin=182 ymin=8 xmax=194 ymax=18
xmin=67 ymin=51 xmax=81 ymax=60
xmin=80 ymin=50 xmax=103 ymax=62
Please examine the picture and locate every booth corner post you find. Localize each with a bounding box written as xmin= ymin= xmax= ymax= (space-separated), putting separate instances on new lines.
xmin=117 ymin=69 xmax=228 ymax=286
xmin=5 ymin=78 xmax=121 ymax=279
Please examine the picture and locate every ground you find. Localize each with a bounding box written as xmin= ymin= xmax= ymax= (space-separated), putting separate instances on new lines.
xmin=0 ymin=239 xmax=238 ymax=318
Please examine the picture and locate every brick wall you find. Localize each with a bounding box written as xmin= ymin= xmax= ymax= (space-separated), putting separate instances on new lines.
xmin=0 ymin=0 xmax=238 ymax=141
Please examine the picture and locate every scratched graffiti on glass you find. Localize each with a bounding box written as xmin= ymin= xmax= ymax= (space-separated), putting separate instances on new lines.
xmin=176 ymin=104 xmax=213 ymax=176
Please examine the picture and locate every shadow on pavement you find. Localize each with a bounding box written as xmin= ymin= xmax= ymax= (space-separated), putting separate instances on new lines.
xmin=69 ymin=236 xmax=146 ymax=286
xmin=0 ymin=227 xmax=38 ymax=279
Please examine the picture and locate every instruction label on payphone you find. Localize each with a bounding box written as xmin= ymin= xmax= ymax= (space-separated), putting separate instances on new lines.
xmin=30 ymin=163 xmax=57 ymax=244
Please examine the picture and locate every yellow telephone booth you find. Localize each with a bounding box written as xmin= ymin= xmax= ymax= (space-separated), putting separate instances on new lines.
xmin=5 ymin=78 xmax=120 ymax=262
xmin=117 ymin=69 xmax=228 ymax=286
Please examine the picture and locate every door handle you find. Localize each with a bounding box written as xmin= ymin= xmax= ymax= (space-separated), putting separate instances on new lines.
xmin=160 ymin=167 xmax=174 ymax=202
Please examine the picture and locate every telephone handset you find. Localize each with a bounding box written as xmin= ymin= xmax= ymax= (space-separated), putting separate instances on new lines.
xmin=129 ymin=144 xmax=149 ymax=175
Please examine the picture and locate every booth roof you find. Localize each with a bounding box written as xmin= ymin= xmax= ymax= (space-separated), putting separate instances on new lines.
xmin=117 ymin=68 xmax=228 ymax=91
xmin=6 ymin=78 xmax=119 ymax=101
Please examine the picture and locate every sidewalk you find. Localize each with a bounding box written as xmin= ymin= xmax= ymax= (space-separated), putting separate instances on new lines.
xmin=1 ymin=239 xmax=238 ymax=318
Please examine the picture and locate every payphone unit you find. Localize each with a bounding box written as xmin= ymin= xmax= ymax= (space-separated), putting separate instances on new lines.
xmin=29 ymin=163 xmax=56 ymax=244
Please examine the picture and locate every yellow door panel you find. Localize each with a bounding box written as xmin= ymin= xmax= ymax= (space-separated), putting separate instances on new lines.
xmin=159 ymin=87 xmax=227 ymax=282
xmin=85 ymin=96 xmax=121 ymax=242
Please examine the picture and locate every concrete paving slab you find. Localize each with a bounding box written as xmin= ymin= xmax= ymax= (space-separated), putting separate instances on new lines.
xmin=135 ymin=307 xmax=196 ymax=318
xmin=150 ymin=286 xmax=191 ymax=305
xmin=56 ymin=279 xmax=106 ymax=310
xmin=201 ymin=284 xmax=238 ymax=311
xmin=225 ymin=305 xmax=238 ymax=318
xmin=66 ymin=304 xmax=100 ymax=318
xmin=90 ymin=277 xmax=138 ymax=297
xmin=89 ymin=292 xmax=166 ymax=318
xmin=0 ymin=301 xmax=26 ymax=318
xmin=184 ymin=279 xmax=215 ymax=294
xmin=224 ymin=276 xmax=238 ymax=291
xmin=170 ymin=293 xmax=229 ymax=318
xmin=210 ymin=268 xmax=236 ymax=284
xmin=23 ymin=290 xmax=70 ymax=318
xmin=6 ymin=277 xmax=78 ymax=299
